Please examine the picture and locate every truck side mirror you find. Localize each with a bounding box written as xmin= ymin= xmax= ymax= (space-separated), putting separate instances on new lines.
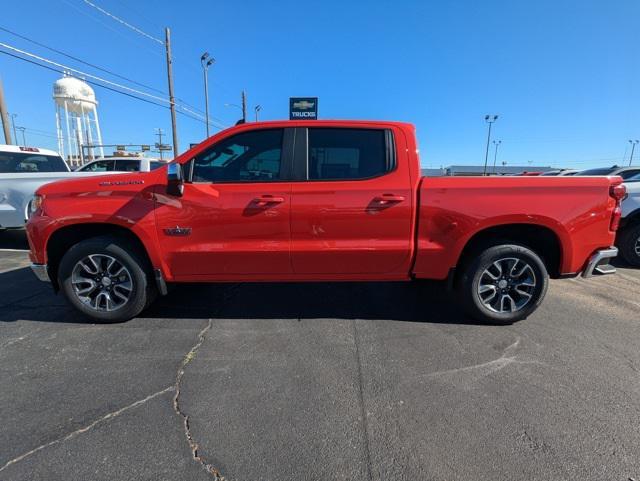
xmin=167 ymin=162 xmax=184 ymax=196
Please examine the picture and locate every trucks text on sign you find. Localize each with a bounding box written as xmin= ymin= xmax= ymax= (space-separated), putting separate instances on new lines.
xmin=290 ymin=97 xmax=318 ymax=120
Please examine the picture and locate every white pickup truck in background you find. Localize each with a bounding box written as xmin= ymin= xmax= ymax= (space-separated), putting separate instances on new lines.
xmin=0 ymin=145 xmax=108 ymax=229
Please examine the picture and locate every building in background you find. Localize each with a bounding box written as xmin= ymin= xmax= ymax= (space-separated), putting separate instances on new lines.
xmin=421 ymin=165 xmax=554 ymax=176
xmin=53 ymin=76 xmax=104 ymax=165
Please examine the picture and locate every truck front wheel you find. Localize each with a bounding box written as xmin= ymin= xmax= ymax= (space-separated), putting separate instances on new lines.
xmin=58 ymin=236 xmax=155 ymax=323
xmin=457 ymin=244 xmax=549 ymax=324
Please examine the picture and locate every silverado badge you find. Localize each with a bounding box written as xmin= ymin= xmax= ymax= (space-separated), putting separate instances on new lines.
xmin=163 ymin=226 xmax=192 ymax=236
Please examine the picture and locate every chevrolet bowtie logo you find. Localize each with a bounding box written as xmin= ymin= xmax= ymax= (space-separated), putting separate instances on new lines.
xmin=163 ymin=226 xmax=192 ymax=236
xmin=293 ymin=100 xmax=315 ymax=110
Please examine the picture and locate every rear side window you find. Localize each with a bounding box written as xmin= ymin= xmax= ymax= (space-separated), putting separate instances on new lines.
xmin=193 ymin=129 xmax=283 ymax=182
xmin=308 ymin=128 xmax=390 ymax=180
xmin=114 ymin=159 xmax=140 ymax=171
xmin=150 ymin=161 xmax=165 ymax=170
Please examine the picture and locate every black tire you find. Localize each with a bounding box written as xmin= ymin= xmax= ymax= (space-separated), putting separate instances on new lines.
xmin=618 ymin=223 xmax=640 ymax=267
xmin=58 ymin=236 xmax=156 ymax=323
xmin=457 ymin=244 xmax=549 ymax=325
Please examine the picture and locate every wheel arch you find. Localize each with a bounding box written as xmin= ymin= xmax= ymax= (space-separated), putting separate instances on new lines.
xmin=621 ymin=207 xmax=640 ymax=229
xmin=46 ymin=223 xmax=154 ymax=290
xmin=456 ymin=223 xmax=564 ymax=279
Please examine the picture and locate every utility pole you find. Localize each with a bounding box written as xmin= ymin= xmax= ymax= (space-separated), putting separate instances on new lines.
xmin=0 ymin=78 xmax=12 ymax=144
xmin=492 ymin=140 xmax=502 ymax=174
xmin=241 ymin=90 xmax=247 ymax=123
xmin=483 ymin=115 xmax=498 ymax=176
xmin=630 ymin=140 xmax=639 ymax=166
xmin=165 ymin=27 xmax=179 ymax=157
xmin=155 ymin=128 xmax=165 ymax=160
xmin=254 ymin=105 xmax=262 ymax=122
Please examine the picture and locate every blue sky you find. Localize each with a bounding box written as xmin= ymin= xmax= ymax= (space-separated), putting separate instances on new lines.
xmin=1 ymin=0 xmax=638 ymax=169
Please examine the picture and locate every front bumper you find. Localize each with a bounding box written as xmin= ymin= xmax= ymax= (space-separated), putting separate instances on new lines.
xmin=30 ymin=263 xmax=50 ymax=282
xmin=582 ymin=247 xmax=618 ymax=278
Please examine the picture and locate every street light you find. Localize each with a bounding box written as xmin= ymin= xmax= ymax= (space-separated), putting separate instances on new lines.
xmin=200 ymin=52 xmax=215 ymax=138
xmin=254 ymin=105 xmax=262 ymax=122
xmin=492 ymin=140 xmax=502 ymax=174
xmin=629 ymin=139 xmax=639 ymax=166
xmin=483 ymin=115 xmax=499 ymax=175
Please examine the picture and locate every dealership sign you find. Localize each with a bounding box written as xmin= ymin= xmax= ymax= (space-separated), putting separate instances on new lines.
xmin=290 ymin=97 xmax=318 ymax=120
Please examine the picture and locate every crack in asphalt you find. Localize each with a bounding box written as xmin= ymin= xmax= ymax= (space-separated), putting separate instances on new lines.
xmin=172 ymin=318 xmax=224 ymax=479
xmin=352 ymin=318 xmax=373 ymax=481
xmin=0 ymin=386 xmax=174 ymax=473
xmin=171 ymin=283 xmax=240 ymax=480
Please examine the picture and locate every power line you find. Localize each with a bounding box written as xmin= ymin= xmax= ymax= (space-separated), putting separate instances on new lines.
xmin=0 ymin=41 xmax=170 ymax=104
xmin=0 ymin=47 xmax=223 ymax=130
xmin=0 ymin=25 xmax=167 ymax=96
xmin=59 ymin=0 xmax=164 ymax=59
xmin=81 ymin=0 xmax=164 ymax=45
xmin=0 ymin=27 xmax=225 ymax=127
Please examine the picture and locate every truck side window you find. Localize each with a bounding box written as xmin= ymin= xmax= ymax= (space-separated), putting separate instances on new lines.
xmin=193 ymin=129 xmax=283 ymax=183
xmin=308 ymin=128 xmax=389 ymax=180
xmin=84 ymin=160 xmax=114 ymax=172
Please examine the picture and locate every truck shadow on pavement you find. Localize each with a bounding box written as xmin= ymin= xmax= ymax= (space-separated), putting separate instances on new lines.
xmin=0 ymin=266 xmax=482 ymax=325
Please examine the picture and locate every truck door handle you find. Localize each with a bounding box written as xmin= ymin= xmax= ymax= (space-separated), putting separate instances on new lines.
xmin=253 ymin=195 xmax=285 ymax=206
xmin=373 ymin=194 xmax=405 ymax=205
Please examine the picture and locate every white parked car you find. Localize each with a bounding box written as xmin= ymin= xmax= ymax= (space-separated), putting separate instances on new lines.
xmin=76 ymin=157 xmax=167 ymax=173
xmin=0 ymin=145 xmax=107 ymax=230
xmin=618 ymin=172 xmax=640 ymax=266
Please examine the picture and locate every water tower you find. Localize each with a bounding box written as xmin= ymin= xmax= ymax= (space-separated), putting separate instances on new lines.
xmin=53 ymin=76 xmax=104 ymax=164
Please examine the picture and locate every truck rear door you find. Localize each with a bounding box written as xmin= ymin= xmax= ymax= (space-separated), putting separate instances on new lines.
xmin=290 ymin=125 xmax=414 ymax=277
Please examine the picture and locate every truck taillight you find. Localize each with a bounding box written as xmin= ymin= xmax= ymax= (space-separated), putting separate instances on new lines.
xmin=609 ymin=183 xmax=626 ymax=231
xmin=610 ymin=184 xmax=626 ymax=201
xmin=610 ymin=206 xmax=622 ymax=232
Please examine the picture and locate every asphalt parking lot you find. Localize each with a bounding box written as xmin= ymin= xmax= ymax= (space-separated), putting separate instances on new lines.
xmin=1 ymin=230 xmax=639 ymax=481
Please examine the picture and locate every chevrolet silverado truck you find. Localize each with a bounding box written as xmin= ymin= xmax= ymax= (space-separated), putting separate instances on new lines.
xmin=25 ymin=120 xmax=625 ymax=324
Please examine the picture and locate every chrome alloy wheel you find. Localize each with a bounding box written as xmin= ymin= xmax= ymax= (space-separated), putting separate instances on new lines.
xmin=635 ymin=236 xmax=640 ymax=257
xmin=71 ymin=254 xmax=133 ymax=311
xmin=477 ymin=257 xmax=537 ymax=313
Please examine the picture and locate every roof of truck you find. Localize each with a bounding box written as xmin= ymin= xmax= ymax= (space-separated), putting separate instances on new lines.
xmin=0 ymin=144 xmax=62 ymax=157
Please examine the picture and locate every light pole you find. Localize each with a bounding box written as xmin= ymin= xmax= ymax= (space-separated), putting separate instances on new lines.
xmin=200 ymin=52 xmax=215 ymax=138
xmin=492 ymin=139 xmax=502 ymax=174
xmin=629 ymin=140 xmax=639 ymax=166
xmin=483 ymin=115 xmax=498 ymax=175
xmin=17 ymin=126 xmax=26 ymax=146
xmin=254 ymin=105 xmax=262 ymax=122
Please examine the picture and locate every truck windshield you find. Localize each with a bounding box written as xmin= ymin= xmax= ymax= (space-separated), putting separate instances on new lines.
xmin=0 ymin=152 xmax=69 ymax=173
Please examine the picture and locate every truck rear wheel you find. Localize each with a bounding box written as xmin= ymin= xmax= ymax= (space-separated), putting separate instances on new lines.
xmin=457 ymin=244 xmax=549 ymax=324
xmin=58 ymin=236 xmax=155 ymax=323
xmin=618 ymin=223 xmax=640 ymax=267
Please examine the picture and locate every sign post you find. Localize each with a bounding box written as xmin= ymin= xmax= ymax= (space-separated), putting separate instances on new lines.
xmin=289 ymin=97 xmax=318 ymax=120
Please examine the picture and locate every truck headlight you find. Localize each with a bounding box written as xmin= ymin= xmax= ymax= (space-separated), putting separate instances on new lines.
xmin=29 ymin=194 xmax=44 ymax=217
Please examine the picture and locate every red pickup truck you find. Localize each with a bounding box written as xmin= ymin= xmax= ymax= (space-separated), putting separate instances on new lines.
xmin=26 ymin=120 xmax=624 ymax=324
